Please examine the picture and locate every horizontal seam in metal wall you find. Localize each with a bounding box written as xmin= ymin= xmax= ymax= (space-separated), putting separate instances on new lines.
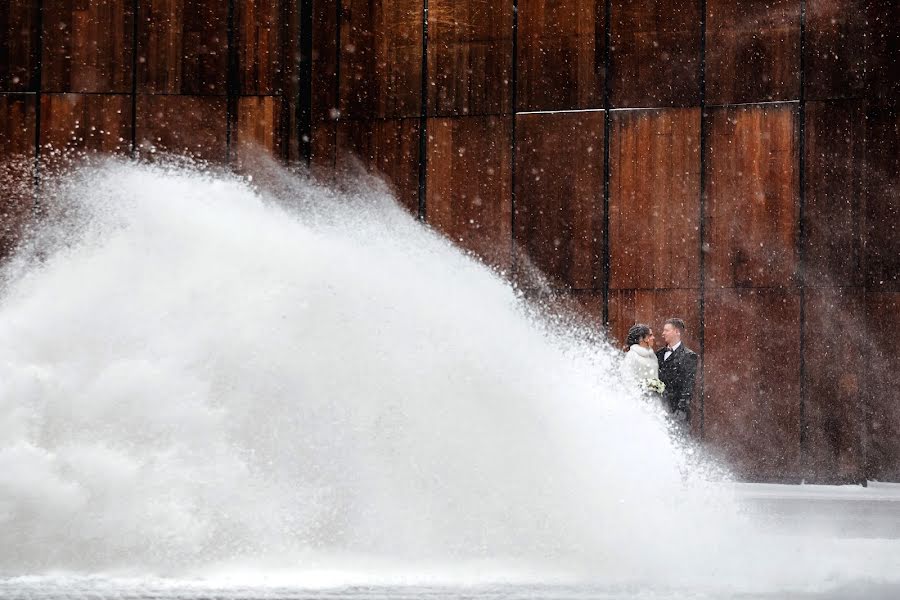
xmin=325 ymin=101 xmax=805 ymax=123
xmin=705 ymin=100 xmax=800 ymax=108
xmin=232 ymin=93 xmax=290 ymax=98
xmin=516 ymin=289 xmax=880 ymax=298
xmin=607 ymin=286 xmax=705 ymax=290
xmin=517 ymin=107 xmax=606 ymax=115
xmin=28 ymin=91 xmax=235 ymax=97
xmin=805 ymin=94 xmax=869 ymax=103
xmin=703 ymin=286 xmax=814 ymax=292
xmin=590 ymin=287 xmax=704 ymax=293
xmin=0 ymin=96 xmax=818 ymax=110
xmin=316 ymin=115 xmax=423 ymax=124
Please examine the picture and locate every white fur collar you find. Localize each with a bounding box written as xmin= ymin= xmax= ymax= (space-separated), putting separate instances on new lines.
xmin=629 ymin=344 xmax=656 ymax=358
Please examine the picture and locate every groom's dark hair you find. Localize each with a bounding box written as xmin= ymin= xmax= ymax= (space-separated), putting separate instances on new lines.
xmin=665 ymin=317 xmax=686 ymax=333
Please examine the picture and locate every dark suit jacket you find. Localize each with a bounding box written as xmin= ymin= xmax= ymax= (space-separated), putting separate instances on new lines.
xmin=656 ymin=344 xmax=698 ymax=418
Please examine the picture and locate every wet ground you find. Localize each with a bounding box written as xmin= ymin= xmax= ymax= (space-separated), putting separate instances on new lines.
xmin=4 ymin=482 xmax=899 ymax=600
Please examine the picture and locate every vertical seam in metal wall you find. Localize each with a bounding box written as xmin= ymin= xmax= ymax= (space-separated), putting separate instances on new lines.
xmin=510 ymin=0 xmax=519 ymax=276
xmin=860 ymin=103 xmax=870 ymax=486
xmin=131 ymin=0 xmax=139 ymax=157
xmin=225 ymin=0 xmax=238 ymax=164
xmin=32 ymin=0 xmax=45 ymax=213
xmin=332 ymin=0 xmax=341 ymax=169
xmin=299 ymin=0 xmax=313 ymax=166
xmin=279 ymin=0 xmax=289 ymax=160
xmin=697 ymin=0 xmax=708 ymax=439
xmin=417 ymin=0 xmax=429 ymax=221
xmin=797 ymin=0 xmax=808 ymax=479
xmin=858 ymin=10 xmax=875 ymax=485
xmin=601 ymin=0 xmax=612 ymax=326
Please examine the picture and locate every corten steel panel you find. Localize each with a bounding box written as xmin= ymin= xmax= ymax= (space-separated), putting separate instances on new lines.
xmin=514 ymin=111 xmax=604 ymax=291
xmin=426 ymin=116 xmax=512 ymax=267
xmin=704 ymin=105 xmax=799 ymax=289
xmin=310 ymin=120 xmax=337 ymax=176
xmin=0 ymin=95 xmax=34 ymax=156
xmin=609 ymin=108 xmax=700 ymax=290
xmin=609 ymin=0 xmax=701 ymax=108
xmin=39 ymin=94 xmax=132 ymax=163
xmin=865 ymin=292 xmax=900 ymax=481
xmin=569 ymin=291 xmax=604 ymax=329
xmin=312 ymin=0 xmax=338 ymax=122
xmin=865 ymin=0 xmax=899 ymax=104
xmin=336 ymin=119 xmax=420 ymax=214
xmin=235 ymin=0 xmax=282 ymax=96
xmin=137 ymin=0 xmax=227 ymax=95
xmin=339 ymin=0 xmax=422 ymax=119
xmin=235 ymin=96 xmax=283 ymax=166
xmin=0 ymin=94 xmax=36 ymax=162
xmin=864 ymin=108 xmax=899 ymax=292
xmin=705 ymin=0 xmax=800 ymax=105
xmin=805 ymin=0 xmax=866 ymax=101
xmin=42 ymin=0 xmax=134 ymax=93
xmin=803 ymin=100 xmax=865 ymax=287
xmin=607 ymin=288 xmax=699 ymax=352
xmin=542 ymin=290 xmax=604 ymax=330
xmin=0 ymin=95 xmax=35 ymax=260
xmin=516 ymin=0 xmax=604 ymax=112
xmin=803 ymin=287 xmax=865 ymax=483
xmin=703 ymin=288 xmax=801 ymax=480
xmin=0 ymin=0 xmax=39 ymax=92
xmin=428 ymin=0 xmax=513 ymax=116
xmin=136 ymin=95 xmax=227 ymax=161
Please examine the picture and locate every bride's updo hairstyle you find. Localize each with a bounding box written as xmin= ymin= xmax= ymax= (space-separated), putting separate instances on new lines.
xmin=625 ymin=323 xmax=651 ymax=351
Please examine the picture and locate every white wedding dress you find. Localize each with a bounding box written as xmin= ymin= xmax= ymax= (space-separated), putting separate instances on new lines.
xmin=621 ymin=344 xmax=659 ymax=387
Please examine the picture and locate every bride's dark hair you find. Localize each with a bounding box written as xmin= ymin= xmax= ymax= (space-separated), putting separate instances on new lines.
xmin=624 ymin=323 xmax=651 ymax=350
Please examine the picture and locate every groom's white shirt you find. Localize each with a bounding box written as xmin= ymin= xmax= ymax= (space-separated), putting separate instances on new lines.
xmin=664 ymin=341 xmax=681 ymax=361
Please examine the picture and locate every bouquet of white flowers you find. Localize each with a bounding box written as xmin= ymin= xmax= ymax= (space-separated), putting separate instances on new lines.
xmin=640 ymin=377 xmax=666 ymax=395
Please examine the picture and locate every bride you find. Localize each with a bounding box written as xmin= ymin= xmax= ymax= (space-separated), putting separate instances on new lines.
xmin=621 ymin=323 xmax=660 ymax=391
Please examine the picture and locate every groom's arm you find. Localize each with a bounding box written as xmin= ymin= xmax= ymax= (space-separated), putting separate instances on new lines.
xmin=678 ymin=352 xmax=699 ymax=413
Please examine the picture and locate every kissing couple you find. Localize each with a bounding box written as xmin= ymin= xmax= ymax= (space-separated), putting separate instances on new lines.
xmin=621 ymin=318 xmax=698 ymax=428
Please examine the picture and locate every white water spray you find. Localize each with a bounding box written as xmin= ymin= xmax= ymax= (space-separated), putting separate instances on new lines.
xmin=0 ymin=160 xmax=897 ymax=594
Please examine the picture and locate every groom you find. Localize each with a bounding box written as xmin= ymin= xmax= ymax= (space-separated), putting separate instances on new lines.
xmin=656 ymin=318 xmax=698 ymax=427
